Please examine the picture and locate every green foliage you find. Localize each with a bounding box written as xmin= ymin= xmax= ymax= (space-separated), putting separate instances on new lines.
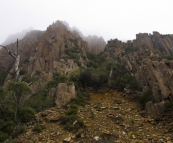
xmin=32 ymin=124 xmax=42 ymax=133
xmin=0 ymin=132 xmax=8 ymax=142
xmin=59 ymin=115 xmax=79 ymax=125
xmin=164 ymin=101 xmax=173 ymax=111
xmin=64 ymin=120 xmax=85 ymax=131
xmin=0 ymin=121 xmax=14 ymax=135
xmin=20 ymin=107 xmax=36 ymax=123
xmin=0 ymin=66 xmax=11 ymax=86
xmin=106 ymin=63 xmax=141 ymax=91
xmin=64 ymin=47 xmax=81 ymax=64
xmin=79 ymin=69 xmax=99 ymax=87
xmin=24 ymin=94 xmax=54 ymax=112
xmin=124 ymin=46 xmax=139 ymax=54
xmin=11 ymin=125 xmax=26 ymax=139
xmin=131 ymin=132 xmax=141 ymax=139
xmin=19 ymin=69 xmax=26 ymax=75
xmin=69 ymin=92 xmax=90 ymax=106
xmin=35 ymin=70 xmax=41 ymax=75
xmin=22 ymin=76 xmax=38 ymax=83
xmin=66 ymin=109 xmax=78 ymax=115
xmin=139 ymin=91 xmax=153 ymax=108
xmin=6 ymin=82 xmax=32 ymax=120
xmin=7 ymin=82 xmax=31 ymax=96
xmin=86 ymin=51 xmax=106 ymax=68
xmin=163 ymin=56 xmax=173 ymax=60
xmin=59 ymin=92 xmax=88 ymax=132
xmin=23 ymin=58 xmax=29 ymax=63
xmin=67 ymin=68 xmax=83 ymax=90
xmin=25 ymin=72 xmax=69 ymax=112
xmin=6 ymin=137 xmax=14 ymax=143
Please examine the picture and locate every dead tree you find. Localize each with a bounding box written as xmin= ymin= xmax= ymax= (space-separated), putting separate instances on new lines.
xmin=0 ymin=39 xmax=20 ymax=82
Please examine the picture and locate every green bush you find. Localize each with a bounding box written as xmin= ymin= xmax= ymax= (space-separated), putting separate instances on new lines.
xmin=66 ymin=109 xmax=78 ymax=115
xmin=163 ymin=56 xmax=173 ymax=60
xmin=0 ymin=132 xmax=8 ymax=142
xmin=24 ymin=58 xmax=29 ymax=63
xmin=59 ymin=115 xmax=78 ymax=125
xmin=22 ymin=76 xmax=38 ymax=83
xmin=70 ymin=92 xmax=90 ymax=106
xmin=20 ymin=107 xmax=36 ymax=123
xmin=164 ymin=101 xmax=173 ymax=111
xmin=35 ymin=70 xmax=41 ymax=75
xmin=124 ymin=46 xmax=139 ymax=54
xmin=19 ymin=69 xmax=26 ymax=75
xmin=11 ymin=125 xmax=26 ymax=138
xmin=139 ymin=91 xmax=153 ymax=108
xmin=32 ymin=124 xmax=42 ymax=133
xmin=0 ymin=121 xmax=14 ymax=135
xmin=25 ymin=94 xmax=54 ymax=112
xmin=64 ymin=120 xmax=85 ymax=131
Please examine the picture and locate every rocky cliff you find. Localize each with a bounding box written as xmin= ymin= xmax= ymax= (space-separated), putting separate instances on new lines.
xmin=105 ymin=32 xmax=173 ymax=114
xmin=0 ymin=21 xmax=89 ymax=91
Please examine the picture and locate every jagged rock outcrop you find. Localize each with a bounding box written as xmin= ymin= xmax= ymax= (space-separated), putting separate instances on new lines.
xmin=105 ymin=32 xmax=173 ymax=115
xmin=26 ymin=21 xmax=88 ymax=75
xmin=48 ymin=83 xmax=76 ymax=107
xmin=0 ymin=20 xmax=89 ymax=93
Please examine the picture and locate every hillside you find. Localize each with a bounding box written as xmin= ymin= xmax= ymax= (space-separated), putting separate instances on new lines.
xmin=0 ymin=21 xmax=173 ymax=142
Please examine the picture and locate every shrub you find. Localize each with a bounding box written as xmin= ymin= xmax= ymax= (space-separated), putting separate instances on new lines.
xmin=11 ymin=125 xmax=26 ymax=138
xmin=139 ymin=91 xmax=153 ymax=108
xmin=124 ymin=46 xmax=139 ymax=54
xmin=64 ymin=120 xmax=85 ymax=131
xmin=24 ymin=58 xmax=29 ymax=63
xmin=22 ymin=76 xmax=38 ymax=83
xmin=0 ymin=121 xmax=14 ymax=135
xmin=25 ymin=94 xmax=54 ymax=112
xmin=32 ymin=124 xmax=42 ymax=133
xmin=35 ymin=70 xmax=41 ymax=75
xmin=164 ymin=101 xmax=173 ymax=111
xmin=70 ymin=92 xmax=90 ymax=106
xmin=66 ymin=109 xmax=78 ymax=115
xmin=0 ymin=132 xmax=8 ymax=142
xmin=163 ymin=56 xmax=173 ymax=60
xmin=20 ymin=107 xmax=36 ymax=123
xmin=59 ymin=115 xmax=78 ymax=125
xmin=19 ymin=69 xmax=26 ymax=75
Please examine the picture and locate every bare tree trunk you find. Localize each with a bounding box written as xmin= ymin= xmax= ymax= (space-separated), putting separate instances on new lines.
xmin=0 ymin=39 xmax=20 ymax=82
xmin=14 ymin=55 xmax=20 ymax=82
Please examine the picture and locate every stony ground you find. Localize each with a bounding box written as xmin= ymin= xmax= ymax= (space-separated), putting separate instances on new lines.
xmin=15 ymin=89 xmax=173 ymax=143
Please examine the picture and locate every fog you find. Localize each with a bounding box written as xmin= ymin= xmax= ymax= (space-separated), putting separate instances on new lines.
xmin=1 ymin=0 xmax=173 ymax=44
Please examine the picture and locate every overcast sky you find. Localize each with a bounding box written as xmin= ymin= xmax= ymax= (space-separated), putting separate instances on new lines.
xmin=1 ymin=0 xmax=173 ymax=44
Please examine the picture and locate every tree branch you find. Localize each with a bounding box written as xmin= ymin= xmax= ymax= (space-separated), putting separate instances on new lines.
xmin=0 ymin=45 xmax=17 ymax=59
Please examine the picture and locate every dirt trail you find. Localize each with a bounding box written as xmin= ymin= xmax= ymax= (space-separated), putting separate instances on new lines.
xmin=15 ymin=89 xmax=173 ymax=143
xmin=78 ymin=90 xmax=173 ymax=143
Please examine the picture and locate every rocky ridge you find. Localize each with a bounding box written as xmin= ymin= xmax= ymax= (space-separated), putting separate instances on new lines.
xmin=0 ymin=21 xmax=89 ymax=91
xmin=105 ymin=32 xmax=173 ymax=115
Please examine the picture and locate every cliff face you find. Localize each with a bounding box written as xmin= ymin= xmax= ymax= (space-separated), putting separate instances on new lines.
xmin=25 ymin=21 xmax=88 ymax=74
xmin=105 ymin=32 xmax=173 ymax=108
xmin=0 ymin=21 xmax=89 ymax=91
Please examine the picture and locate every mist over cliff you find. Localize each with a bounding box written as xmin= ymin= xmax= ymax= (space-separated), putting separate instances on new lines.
xmin=1 ymin=27 xmax=34 ymax=45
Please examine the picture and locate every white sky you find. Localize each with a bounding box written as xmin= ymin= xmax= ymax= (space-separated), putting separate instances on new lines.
xmin=0 ymin=0 xmax=173 ymax=44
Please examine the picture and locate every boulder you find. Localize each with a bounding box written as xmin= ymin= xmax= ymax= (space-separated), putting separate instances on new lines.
xmin=146 ymin=101 xmax=165 ymax=116
xmin=47 ymin=83 xmax=76 ymax=107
